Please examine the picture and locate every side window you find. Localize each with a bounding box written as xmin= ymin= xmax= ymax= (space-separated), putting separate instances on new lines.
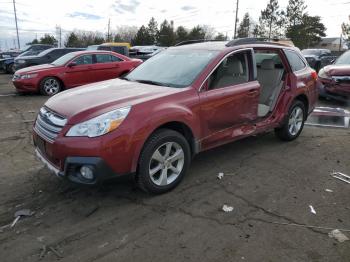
xmin=96 ymin=54 xmax=112 ymax=63
xmin=284 ymin=50 xmax=306 ymax=72
xmin=111 ymin=55 xmax=122 ymax=62
xmin=73 ymin=55 xmax=93 ymax=65
xmin=208 ymin=52 xmax=249 ymax=90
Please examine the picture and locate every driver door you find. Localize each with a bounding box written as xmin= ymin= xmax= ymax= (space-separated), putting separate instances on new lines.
xmin=64 ymin=54 xmax=94 ymax=88
xmin=199 ymin=49 xmax=260 ymax=150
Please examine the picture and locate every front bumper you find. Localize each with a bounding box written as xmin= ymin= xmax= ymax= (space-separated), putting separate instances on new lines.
xmin=35 ymin=147 xmax=120 ymax=185
xmin=12 ymin=78 xmax=39 ymax=93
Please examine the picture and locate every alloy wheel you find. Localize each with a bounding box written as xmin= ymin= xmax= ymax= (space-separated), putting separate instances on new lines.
xmin=288 ymin=106 xmax=304 ymax=136
xmin=149 ymin=141 xmax=185 ymax=186
xmin=44 ymin=78 xmax=60 ymax=95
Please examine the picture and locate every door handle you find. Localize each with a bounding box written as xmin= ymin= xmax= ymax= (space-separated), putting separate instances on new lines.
xmin=247 ymin=89 xmax=258 ymax=96
xmin=115 ymin=65 xmax=120 ymax=68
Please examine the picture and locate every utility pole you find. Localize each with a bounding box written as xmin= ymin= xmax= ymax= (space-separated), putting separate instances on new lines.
xmin=107 ymin=18 xmax=111 ymax=42
xmin=12 ymin=0 xmax=20 ymax=49
xmin=233 ymin=0 xmax=239 ymax=39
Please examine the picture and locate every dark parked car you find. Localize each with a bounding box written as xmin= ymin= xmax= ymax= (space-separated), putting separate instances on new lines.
xmin=129 ymin=45 xmax=166 ymax=60
xmin=302 ymin=49 xmax=336 ymax=72
xmin=13 ymin=50 xmax=142 ymax=95
xmin=1 ymin=45 xmax=53 ymax=74
xmin=87 ymin=43 xmax=130 ymax=57
xmin=21 ymin=44 xmax=54 ymax=56
xmin=0 ymin=51 xmax=21 ymax=73
xmin=33 ymin=39 xmax=317 ymax=194
xmin=318 ymin=50 xmax=350 ymax=100
xmin=14 ymin=48 xmax=84 ymax=71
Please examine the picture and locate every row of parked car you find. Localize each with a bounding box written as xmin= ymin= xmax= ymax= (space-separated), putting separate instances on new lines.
xmin=0 ymin=43 xmax=165 ymax=96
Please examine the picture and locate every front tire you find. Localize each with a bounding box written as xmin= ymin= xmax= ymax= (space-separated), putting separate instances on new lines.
xmin=275 ymin=100 xmax=306 ymax=141
xmin=137 ymin=129 xmax=191 ymax=194
xmin=40 ymin=77 xmax=62 ymax=96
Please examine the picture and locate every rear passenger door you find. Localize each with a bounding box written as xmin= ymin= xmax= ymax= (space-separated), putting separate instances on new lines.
xmin=199 ymin=49 xmax=260 ymax=150
xmin=284 ymin=50 xmax=316 ymax=108
xmin=93 ymin=54 xmax=122 ymax=81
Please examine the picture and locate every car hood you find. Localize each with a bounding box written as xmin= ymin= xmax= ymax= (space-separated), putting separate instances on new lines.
xmin=323 ymin=65 xmax=350 ymax=76
xmin=16 ymin=64 xmax=56 ymax=74
xmin=45 ymin=78 xmax=186 ymax=124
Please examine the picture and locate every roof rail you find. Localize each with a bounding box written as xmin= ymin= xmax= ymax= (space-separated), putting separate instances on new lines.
xmin=226 ymin=38 xmax=288 ymax=47
xmin=174 ymin=39 xmax=223 ymax=46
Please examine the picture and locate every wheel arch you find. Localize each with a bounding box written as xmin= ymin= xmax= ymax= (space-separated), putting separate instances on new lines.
xmin=131 ymin=120 xmax=199 ymax=173
xmin=294 ymin=94 xmax=309 ymax=118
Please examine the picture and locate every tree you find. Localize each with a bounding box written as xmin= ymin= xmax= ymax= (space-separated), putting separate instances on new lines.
xmin=38 ymin=34 xmax=57 ymax=45
xmin=214 ymin=33 xmax=227 ymax=41
xmin=260 ymin=0 xmax=281 ymax=39
xmin=237 ymin=13 xmax=251 ymax=38
xmin=132 ymin=25 xmax=153 ymax=45
xmin=158 ymin=20 xmax=176 ymax=46
xmin=147 ymin=17 xmax=159 ymax=44
xmin=201 ymin=25 xmax=215 ymax=39
xmin=342 ymin=22 xmax=350 ymax=41
xmin=175 ymin=26 xmax=188 ymax=43
xmin=26 ymin=38 xmax=39 ymax=45
xmin=286 ymin=0 xmax=307 ymax=27
xmin=286 ymin=14 xmax=326 ymax=49
xmin=113 ymin=26 xmax=138 ymax=43
xmin=187 ymin=26 xmax=206 ymax=40
xmin=252 ymin=19 xmax=267 ymax=38
xmin=65 ymin=32 xmax=81 ymax=47
xmin=65 ymin=31 xmax=104 ymax=47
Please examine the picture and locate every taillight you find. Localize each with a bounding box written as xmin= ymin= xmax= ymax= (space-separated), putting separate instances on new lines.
xmin=311 ymin=71 xmax=318 ymax=80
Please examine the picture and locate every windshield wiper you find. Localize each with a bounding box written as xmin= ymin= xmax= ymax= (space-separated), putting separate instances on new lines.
xmin=132 ymin=79 xmax=170 ymax=87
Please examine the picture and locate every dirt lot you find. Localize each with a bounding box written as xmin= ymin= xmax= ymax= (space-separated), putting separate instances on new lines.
xmin=0 ymin=73 xmax=349 ymax=262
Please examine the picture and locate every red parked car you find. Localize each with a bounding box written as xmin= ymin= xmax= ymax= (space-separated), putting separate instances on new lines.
xmin=318 ymin=50 xmax=350 ymax=100
xmin=12 ymin=50 xmax=142 ymax=96
xmin=33 ymin=39 xmax=318 ymax=194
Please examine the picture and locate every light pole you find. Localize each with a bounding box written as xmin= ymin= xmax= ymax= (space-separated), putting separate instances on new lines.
xmin=234 ymin=0 xmax=239 ymax=39
xmin=13 ymin=0 xmax=20 ymax=49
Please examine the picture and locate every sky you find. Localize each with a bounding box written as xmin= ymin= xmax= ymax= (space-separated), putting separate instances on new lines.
xmin=0 ymin=0 xmax=349 ymax=50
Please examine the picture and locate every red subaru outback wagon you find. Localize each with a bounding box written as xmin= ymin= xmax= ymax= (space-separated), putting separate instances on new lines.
xmin=33 ymin=39 xmax=318 ymax=194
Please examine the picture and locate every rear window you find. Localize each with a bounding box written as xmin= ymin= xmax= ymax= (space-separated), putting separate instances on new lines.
xmin=284 ymin=50 xmax=306 ymax=72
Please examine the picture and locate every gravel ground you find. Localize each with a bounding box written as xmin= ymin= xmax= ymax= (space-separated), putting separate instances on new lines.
xmin=0 ymin=73 xmax=349 ymax=262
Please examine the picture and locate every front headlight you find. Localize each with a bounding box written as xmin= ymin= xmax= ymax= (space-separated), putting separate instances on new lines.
xmin=66 ymin=106 xmax=131 ymax=137
xmin=318 ymin=68 xmax=329 ymax=79
xmin=20 ymin=73 xmax=38 ymax=79
xmin=16 ymin=60 xmax=26 ymax=64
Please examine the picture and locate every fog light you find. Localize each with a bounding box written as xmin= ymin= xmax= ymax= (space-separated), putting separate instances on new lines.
xmin=80 ymin=165 xmax=94 ymax=180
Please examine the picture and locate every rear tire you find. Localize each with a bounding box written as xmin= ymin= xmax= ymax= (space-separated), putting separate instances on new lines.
xmin=40 ymin=77 xmax=62 ymax=96
xmin=275 ymin=100 xmax=306 ymax=141
xmin=136 ymin=129 xmax=191 ymax=194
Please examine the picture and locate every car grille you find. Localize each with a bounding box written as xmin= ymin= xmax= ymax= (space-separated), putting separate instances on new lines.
xmin=34 ymin=107 xmax=67 ymax=142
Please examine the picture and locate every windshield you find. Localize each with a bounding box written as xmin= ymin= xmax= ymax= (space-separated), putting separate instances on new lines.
xmin=51 ymin=52 xmax=77 ymax=66
xmin=125 ymin=49 xmax=218 ymax=88
xmin=335 ymin=51 xmax=350 ymax=65
xmin=37 ymin=48 xmax=55 ymax=57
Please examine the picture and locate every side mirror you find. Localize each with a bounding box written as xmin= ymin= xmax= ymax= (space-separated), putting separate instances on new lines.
xmin=68 ymin=62 xmax=77 ymax=67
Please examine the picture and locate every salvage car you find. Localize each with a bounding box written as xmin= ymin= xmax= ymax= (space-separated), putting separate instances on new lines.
xmin=33 ymin=39 xmax=318 ymax=194
xmin=302 ymin=49 xmax=336 ymax=72
xmin=13 ymin=50 xmax=142 ymax=96
xmin=318 ymin=50 xmax=350 ymax=100
xmin=14 ymin=48 xmax=84 ymax=71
